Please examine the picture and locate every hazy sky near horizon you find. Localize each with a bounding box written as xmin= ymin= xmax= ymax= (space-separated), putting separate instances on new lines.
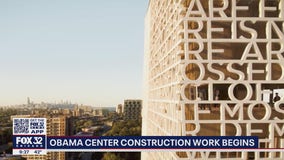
xmin=0 ymin=0 xmax=148 ymax=107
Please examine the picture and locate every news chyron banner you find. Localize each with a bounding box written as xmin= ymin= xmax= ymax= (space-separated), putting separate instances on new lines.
xmin=13 ymin=118 xmax=259 ymax=155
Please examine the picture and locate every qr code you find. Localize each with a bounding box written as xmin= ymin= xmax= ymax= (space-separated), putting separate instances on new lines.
xmin=13 ymin=118 xmax=30 ymax=134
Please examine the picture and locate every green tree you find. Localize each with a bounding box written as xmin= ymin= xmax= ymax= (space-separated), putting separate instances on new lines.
xmin=83 ymin=120 xmax=93 ymax=128
xmin=102 ymin=152 xmax=123 ymax=160
xmin=105 ymin=119 xmax=141 ymax=136
xmin=102 ymin=119 xmax=142 ymax=160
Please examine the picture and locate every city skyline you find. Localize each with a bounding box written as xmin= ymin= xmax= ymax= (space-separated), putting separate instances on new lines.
xmin=0 ymin=0 xmax=148 ymax=107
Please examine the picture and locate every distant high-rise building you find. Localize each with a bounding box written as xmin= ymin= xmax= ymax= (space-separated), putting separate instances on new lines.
xmin=123 ymin=100 xmax=142 ymax=120
xmin=46 ymin=116 xmax=66 ymax=160
xmin=116 ymin=104 xmax=123 ymax=114
xmin=27 ymin=97 xmax=30 ymax=105
xmin=143 ymin=0 xmax=284 ymax=159
xmin=73 ymin=108 xmax=83 ymax=117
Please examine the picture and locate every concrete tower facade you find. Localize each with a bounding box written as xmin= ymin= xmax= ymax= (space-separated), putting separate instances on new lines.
xmin=143 ymin=0 xmax=284 ymax=159
xmin=123 ymin=99 xmax=142 ymax=120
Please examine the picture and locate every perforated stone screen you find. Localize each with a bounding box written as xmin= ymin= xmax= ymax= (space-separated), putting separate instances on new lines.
xmin=143 ymin=0 xmax=284 ymax=159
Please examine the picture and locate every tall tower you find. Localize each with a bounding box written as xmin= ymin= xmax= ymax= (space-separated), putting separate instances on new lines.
xmin=123 ymin=99 xmax=142 ymax=120
xmin=143 ymin=0 xmax=284 ymax=159
xmin=46 ymin=116 xmax=66 ymax=160
xmin=27 ymin=97 xmax=30 ymax=105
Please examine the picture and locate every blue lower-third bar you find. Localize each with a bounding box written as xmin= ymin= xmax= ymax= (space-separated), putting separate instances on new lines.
xmin=46 ymin=136 xmax=259 ymax=150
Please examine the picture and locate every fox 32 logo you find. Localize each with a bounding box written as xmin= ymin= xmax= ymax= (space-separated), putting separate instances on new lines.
xmin=13 ymin=135 xmax=46 ymax=149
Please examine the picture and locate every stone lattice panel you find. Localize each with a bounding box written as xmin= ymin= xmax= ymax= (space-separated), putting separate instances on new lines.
xmin=144 ymin=0 xmax=284 ymax=159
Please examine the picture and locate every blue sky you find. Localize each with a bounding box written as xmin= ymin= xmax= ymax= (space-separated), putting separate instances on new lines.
xmin=0 ymin=0 xmax=148 ymax=107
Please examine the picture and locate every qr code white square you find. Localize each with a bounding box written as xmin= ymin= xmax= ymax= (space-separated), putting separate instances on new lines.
xmin=13 ymin=119 xmax=29 ymax=134
xmin=13 ymin=118 xmax=46 ymax=135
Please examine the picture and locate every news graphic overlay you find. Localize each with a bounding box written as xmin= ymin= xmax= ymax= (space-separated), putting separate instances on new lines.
xmin=13 ymin=118 xmax=47 ymax=155
xmin=46 ymin=136 xmax=258 ymax=152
